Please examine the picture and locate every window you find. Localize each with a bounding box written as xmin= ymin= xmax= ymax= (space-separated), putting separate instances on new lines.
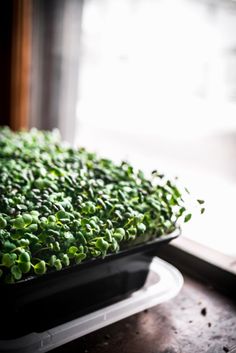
xmin=75 ymin=0 xmax=236 ymax=263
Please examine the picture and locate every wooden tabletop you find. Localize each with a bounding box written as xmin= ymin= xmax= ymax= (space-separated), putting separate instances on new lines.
xmin=52 ymin=273 xmax=236 ymax=353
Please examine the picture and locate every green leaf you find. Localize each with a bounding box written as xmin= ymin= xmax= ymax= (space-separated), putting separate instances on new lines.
xmin=22 ymin=214 xmax=32 ymax=226
xmin=74 ymin=253 xmax=86 ymax=264
xmin=56 ymin=210 xmax=70 ymax=221
xmin=67 ymin=246 xmax=78 ymax=257
xmin=0 ymin=217 xmax=7 ymax=229
xmin=54 ymin=259 xmax=62 ymax=271
xmin=97 ymin=198 xmax=106 ymax=210
xmin=34 ymin=260 xmax=46 ymax=275
xmin=13 ymin=217 xmax=25 ymax=229
xmin=90 ymin=249 xmax=101 ymax=257
xmin=111 ymin=237 xmax=119 ymax=252
xmin=49 ymin=255 xmax=57 ymax=266
xmin=82 ymin=201 xmax=96 ymax=214
xmin=16 ymin=204 xmax=27 ymax=211
xmin=184 ymin=214 xmax=192 ymax=223
xmin=25 ymin=223 xmax=38 ymax=232
xmin=113 ymin=228 xmax=125 ymax=241
xmin=177 ymin=207 xmax=186 ymax=217
xmin=201 ymin=208 xmax=205 ymax=214
xmin=11 ymin=233 xmax=21 ymax=240
xmin=19 ymin=252 xmax=30 ymax=263
xmin=95 ymin=238 xmax=109 ymax=252
xmin=184 ymin=187 xmax=190 ymax=194
xmin=53 ymin=241 xmax=60 ymax=251
xmin=2 ymin=253 xmax=15 ymax=267
xmin=11 ymin=265 xmax=22 ymax=280
xmin=19 ymin=238 xmax=30 ymax=246
xmin=62 ymin=254 xmax=70 ymax=266
xmin=104 ymin=229 xmax=112 ymax=242
xmin=137 ymin=223 xmax=146 ymax=233
xmin=118 ymin=190 xmax=126 ymax=201
xmin=48 ymin=215 xmax=56 ymax=223
xmin=127 ymin=226 xmax=137 ymax=237
xmin=19 ymin=261 xmax=31 ymax=273
xmin=30 ymin=210 xmax=40 ymax=218
xmin=3 ymin=240 xmax=15 ymax=252
xmin=197 ymin=199 xmax=205 ymax=205
xmin=24 ymin=233 xmax=39 ymax=244
xmin=172 ymin=186 xmax=181 ymax=198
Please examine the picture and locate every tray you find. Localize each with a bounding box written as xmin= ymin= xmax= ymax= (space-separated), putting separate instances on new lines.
xmin=0 ymin=257 xmax=184 ymax=353
xmin=0 ymin=230 xmax=179 ymax=339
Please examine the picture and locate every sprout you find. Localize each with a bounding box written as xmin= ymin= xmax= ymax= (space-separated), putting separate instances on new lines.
xmin=11 ymin=265 xmax=22 ymax=280
xmin=0 ymin=217 xmax=7 ymax=229
xmin=2 ymin=253 xmax=16 ymax=268
xmin=19 ymin=261 xmax=31 ymax=273
xmin=54 ymin=259 xmax=62 ymax=271
xmin=34 ymin=261 xmax=46 ymax=275
xmin=0 ymin=127 xmax=198 ymax=283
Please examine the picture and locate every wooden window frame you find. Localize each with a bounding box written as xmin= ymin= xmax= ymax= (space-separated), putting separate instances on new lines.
xmin=10 ymin=0 xmax=32 ymax=131
xmin=0 ymin=0 xmax=32 ymax=130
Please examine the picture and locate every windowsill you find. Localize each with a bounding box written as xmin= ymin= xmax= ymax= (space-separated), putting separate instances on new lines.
xmin=172 ymin=236 xmax=236 ymax=275
xmin=158 ymin=237 xmax=236 ymax=297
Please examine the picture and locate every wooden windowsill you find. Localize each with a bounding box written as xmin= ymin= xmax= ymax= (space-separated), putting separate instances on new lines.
xmin=172 ymin=236 xmax=236 ymax=275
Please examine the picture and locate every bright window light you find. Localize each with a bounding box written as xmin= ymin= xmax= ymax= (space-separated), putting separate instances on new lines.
xmin=75 ymin=0 xmax=236 ymax=258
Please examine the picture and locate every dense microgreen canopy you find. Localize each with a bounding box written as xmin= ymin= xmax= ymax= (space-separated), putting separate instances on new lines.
xmin=0 ymin=127 xmax=196 ymax=283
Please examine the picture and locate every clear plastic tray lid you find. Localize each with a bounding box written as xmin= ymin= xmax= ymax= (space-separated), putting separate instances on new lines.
xmin=0 ymin=257 xmax=183 ymax=353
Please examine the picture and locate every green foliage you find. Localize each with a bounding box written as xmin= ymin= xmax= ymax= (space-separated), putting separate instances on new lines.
xmin=0 ymin=127 xmax=196 ymax=283
xmin=34 ymin=261 xmax=46 ymax=275
xmin=11 ymin=265 xmax=22 ymax=280
xmin=19 ymin=261 xmax=31 ymax=273
xmin=184 ymin=214 xmax=192 ymax=223
xmin=0 ymin=217 xmax=7 ymax=229
xmin=54 ymin=259 xmax=62 ymax=271
xmin=2 ymin=253 xmax=16 ymax=268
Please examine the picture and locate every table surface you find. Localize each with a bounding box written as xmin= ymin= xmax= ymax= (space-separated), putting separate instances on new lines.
xmin=51 ymin=273 xmax=236 ymax=353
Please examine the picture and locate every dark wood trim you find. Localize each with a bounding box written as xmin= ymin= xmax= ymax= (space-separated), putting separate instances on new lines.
xmin=10 ymin=0 xmax=32 ymax=131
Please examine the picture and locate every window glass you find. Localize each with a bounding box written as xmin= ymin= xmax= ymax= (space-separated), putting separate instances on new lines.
xmin=76 ymin=0 xmax=236 ymax=257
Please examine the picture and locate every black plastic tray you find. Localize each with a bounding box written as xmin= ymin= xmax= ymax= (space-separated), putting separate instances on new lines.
xmin=0 ymin=230 xmax=179 ymax=339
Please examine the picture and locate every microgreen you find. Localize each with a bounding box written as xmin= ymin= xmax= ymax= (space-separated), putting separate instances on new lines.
xmin=0 ymin=127 xmax=198 ymax=283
